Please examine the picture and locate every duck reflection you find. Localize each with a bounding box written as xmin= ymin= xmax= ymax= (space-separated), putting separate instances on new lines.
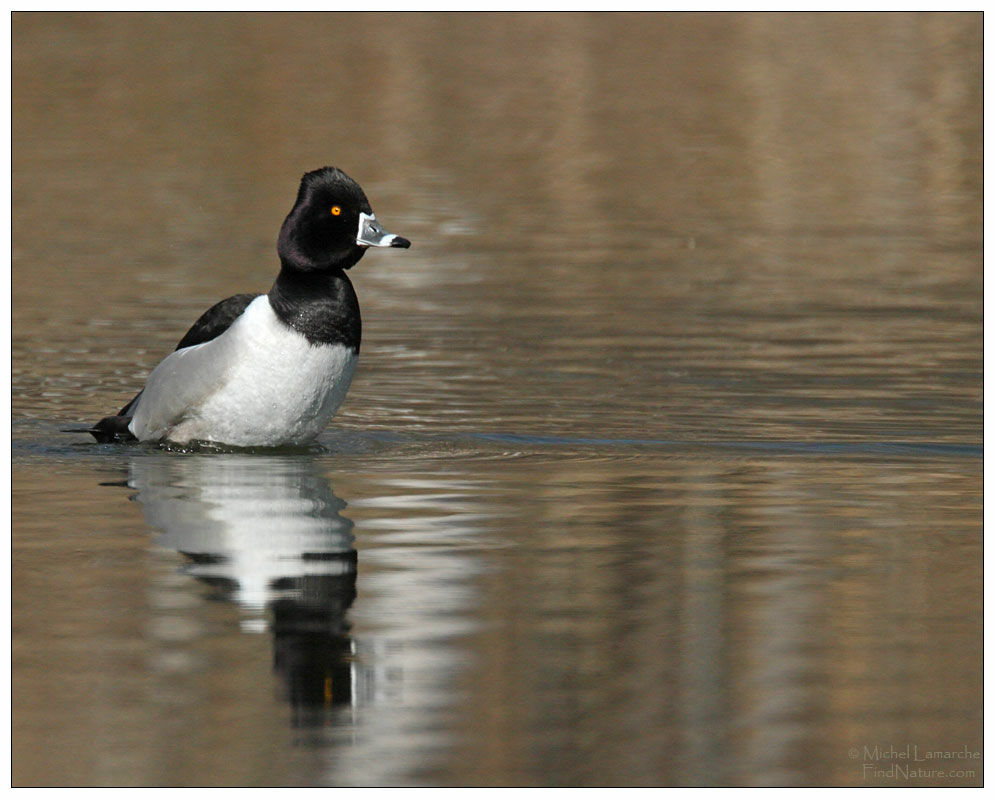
xmin=126 ymin=454 xmax=356 ymax=725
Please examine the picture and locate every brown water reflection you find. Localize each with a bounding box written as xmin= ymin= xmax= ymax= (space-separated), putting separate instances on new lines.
xmin=12 ymin=12 xmax=981 ymax=787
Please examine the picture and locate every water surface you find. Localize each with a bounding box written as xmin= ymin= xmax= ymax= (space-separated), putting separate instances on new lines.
xmin=12 ymin=12 xmax=982 ymax=787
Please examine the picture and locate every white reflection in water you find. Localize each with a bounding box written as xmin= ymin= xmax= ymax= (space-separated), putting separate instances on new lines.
xmin=132 ymin=456 xmax=356 ymax=615
xmin=127 ymin=454 xmax=485 ymax=784
xmin=331 ymin=477 xmax=492 ymax=785
xmin=129 ymin=455 xmax=358 ymax=725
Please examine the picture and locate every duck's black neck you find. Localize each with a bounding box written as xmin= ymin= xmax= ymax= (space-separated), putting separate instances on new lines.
xmin=269 ymin=264 xmax=361 ymax=351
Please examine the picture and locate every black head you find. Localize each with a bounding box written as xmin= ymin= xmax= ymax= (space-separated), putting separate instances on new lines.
xmin=277 ymin=167 xmax=410 ymax=272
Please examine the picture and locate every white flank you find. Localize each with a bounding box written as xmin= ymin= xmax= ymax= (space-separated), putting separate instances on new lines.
xmin=128 ymin=296 xmax=357 ymax=446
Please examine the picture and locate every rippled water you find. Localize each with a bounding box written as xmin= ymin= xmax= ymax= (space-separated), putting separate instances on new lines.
xmin=12 ymin=12 xmax=982 ymax=787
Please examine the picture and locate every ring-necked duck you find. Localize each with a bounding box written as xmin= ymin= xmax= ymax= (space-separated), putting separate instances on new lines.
xmin=78 ymin=166 xmax=409 ymax=447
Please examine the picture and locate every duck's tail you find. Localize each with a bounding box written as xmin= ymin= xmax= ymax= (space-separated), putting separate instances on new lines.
xmin=61 ymin=415 xmax=137 ymax=443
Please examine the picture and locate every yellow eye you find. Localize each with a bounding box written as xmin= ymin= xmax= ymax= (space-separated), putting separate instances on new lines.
xmin=331 ymin=206 xmax=342 ymax=216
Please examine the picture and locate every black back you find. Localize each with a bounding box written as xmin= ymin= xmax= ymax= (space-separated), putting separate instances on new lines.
xmin=175 ymin=293 xmax=261 ymax=350
xmin=111 ymin=292 xmax=262 ymax=419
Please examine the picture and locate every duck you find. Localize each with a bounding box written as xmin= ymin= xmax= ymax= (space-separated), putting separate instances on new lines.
xmin=78 ymin=166 xmax=410 ymax=447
